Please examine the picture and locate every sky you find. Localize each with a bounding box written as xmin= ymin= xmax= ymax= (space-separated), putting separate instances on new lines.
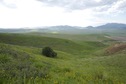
xmin=0 ymin=0 xmax=126 ymax=28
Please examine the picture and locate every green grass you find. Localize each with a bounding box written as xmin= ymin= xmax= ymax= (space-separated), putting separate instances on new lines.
xmin=0 ymin=33 xmax=126 ymax=84
xmin=0 ymin=33 xmax=106 ymax=55
xmin=27 ymin=33 xmax=110 ymax=42
xmin=0 ymin=33 xmax=84 ymax=55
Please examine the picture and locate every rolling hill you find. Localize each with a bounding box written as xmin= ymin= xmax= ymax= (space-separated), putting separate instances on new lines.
xmin=0 ymin=33 xmax=85 ymax=54
xmin=0 ymin=33 xmax=126 ymax=84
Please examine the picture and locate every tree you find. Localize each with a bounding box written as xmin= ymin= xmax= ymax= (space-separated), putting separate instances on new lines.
xmin=42 ymin=47 xmax=57 ymax=58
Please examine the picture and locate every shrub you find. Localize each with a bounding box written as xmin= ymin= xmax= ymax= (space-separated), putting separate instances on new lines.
xmin=42 ymin=47 xmax=57 ymax=58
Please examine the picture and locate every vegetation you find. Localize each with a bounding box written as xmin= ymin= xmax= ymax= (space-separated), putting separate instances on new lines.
xmin=0 ymin=33 xmax=126 ymax=84
xmin=42 ymin=47 xmax=57 ymax=58
xmin=0 ymin=43 xmax=50 ymax=84
xmin=0 ymin=33 xmax=84 ymax=54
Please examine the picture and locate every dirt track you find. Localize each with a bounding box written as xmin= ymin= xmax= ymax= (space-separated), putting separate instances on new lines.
xmin=105 ymin=36 xmax=126 ymax=42
xmin=111 ymin=36 xmax=126 ymax=41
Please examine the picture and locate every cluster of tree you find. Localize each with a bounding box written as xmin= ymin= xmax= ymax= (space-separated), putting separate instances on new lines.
xmin=42 ymin=47 xmax=57 ymax=58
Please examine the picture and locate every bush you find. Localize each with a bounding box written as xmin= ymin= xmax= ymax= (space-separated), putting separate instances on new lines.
xmin=42 ymin=47 xmax=57 ymax=58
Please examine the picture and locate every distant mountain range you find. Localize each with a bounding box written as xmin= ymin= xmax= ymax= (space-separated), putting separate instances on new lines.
xmin=0 ymin=23 xmax=126 ymax=34
xmin=91 ymin=23 xmax=126 ymax=29
xmin=43 ymin=23 xmax=126 ymax=30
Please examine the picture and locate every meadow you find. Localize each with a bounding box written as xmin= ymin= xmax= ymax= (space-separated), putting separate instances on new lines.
xmin=0 ymin=33 xmax=126 ymax=84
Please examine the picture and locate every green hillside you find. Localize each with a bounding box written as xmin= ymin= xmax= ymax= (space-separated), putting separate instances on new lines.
xmin=0 ymin=33 xmax=126 ymax=84
xmin=28 ymin=32 xmax=110 ymax=42
xmin=0 ymin=33 xmax=84 ymax=55
xmin=0 ymin=33 xmax=106 ymax=55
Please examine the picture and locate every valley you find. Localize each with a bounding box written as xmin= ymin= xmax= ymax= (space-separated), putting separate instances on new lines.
xmin=0 ymin=31 xmax=126 ymax=84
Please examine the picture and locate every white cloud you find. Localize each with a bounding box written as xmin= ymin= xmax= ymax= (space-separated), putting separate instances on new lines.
xmin=94 ymin=0 xmax=102 ymax=3
xmin=0 ymin=0 xmax=126 ymax=28
xmin=37 ymin=0 xmax=118 ymax=10
xmin=107 ymin=0 xmax=126 ymax=13
xmin=0 ymin=0 xmax=97 ymax=28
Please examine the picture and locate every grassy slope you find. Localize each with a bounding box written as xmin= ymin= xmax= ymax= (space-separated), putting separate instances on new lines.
xmin=27 ymin=33 xmax=110 ymax=42
xmin=0 ymin=33 xmax=126 ymax=84
xmin=0 ymin=43 xmax=126 ymax=84
xmin=27 ymin=32 xmax=116 ymax=45
xmin=0 ymin=33 xmax=84 ymax=55
xmin=0 ymin=33 xmax=106 ymax=55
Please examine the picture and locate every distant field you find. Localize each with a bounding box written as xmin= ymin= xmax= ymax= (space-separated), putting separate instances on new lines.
xmin=0 ymin=33 xmax=107 ymax=55
xmin=0 ymin=33 xmax=84 ymax=54
xmin=27 ymin=32 xmax=110 ymax=41
xmin=0 ymin=33 xmax=126 ymax=84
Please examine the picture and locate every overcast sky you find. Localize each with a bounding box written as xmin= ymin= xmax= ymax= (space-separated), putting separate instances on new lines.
xmin=0 ymin=0 xmax=126 ymax=28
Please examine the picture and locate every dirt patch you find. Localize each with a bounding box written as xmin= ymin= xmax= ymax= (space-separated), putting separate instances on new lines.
xmin=105 ymin=43 xmax=126 ymax=54
xmin=111 ymin=36 xmax=126 ymax=41
xmin=104 ymin=36 xmax=126 ymax=42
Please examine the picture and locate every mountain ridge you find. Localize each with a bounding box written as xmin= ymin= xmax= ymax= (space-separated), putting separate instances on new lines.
xmin=0 ymin=23 xmax=126 ymax=33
